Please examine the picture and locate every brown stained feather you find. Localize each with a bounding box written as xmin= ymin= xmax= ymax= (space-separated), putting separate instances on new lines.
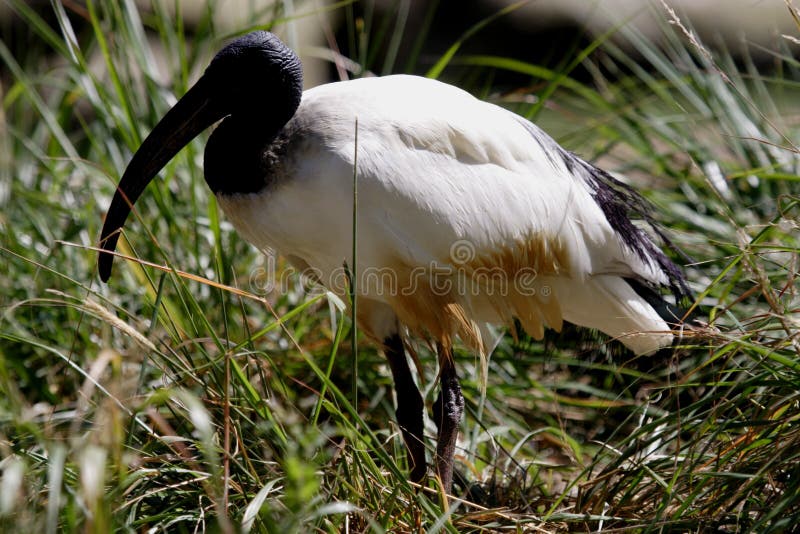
xmin=464 ymin=232 xmax=570 ymax=277
xmin=459 ymin=233 xmax=569 ymax=339
xmin=357 ymin=234 xmax=571 ymax=384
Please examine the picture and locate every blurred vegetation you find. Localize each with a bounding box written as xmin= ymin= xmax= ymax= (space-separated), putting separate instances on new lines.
xmin=1 ymin=0 xmax=799 ymax=532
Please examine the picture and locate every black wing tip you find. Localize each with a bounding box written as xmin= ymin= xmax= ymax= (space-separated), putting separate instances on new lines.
xmin=625 ymin=277 xmax=698 ymax=327
xmin=562 ymin=150 xmax=694 ymax=304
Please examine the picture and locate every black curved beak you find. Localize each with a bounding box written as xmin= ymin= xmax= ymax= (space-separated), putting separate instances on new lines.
xmin=98 ymin=76 xmax=226 ymax=282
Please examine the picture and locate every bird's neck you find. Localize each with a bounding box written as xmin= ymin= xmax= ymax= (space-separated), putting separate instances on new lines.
xmin=204 ymin=113 xmax=292 ymax=195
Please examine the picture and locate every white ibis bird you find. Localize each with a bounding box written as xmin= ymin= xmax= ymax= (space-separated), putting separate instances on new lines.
xmin=99 ymin=31 xmax=689 ymax=492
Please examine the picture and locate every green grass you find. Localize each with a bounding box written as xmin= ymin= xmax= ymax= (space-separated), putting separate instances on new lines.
xmin=2 ymin=0 xmax=799 ymax=532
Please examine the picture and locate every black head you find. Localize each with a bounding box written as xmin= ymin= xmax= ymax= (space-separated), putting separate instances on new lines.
xmin=97 ymin=31 xmax=303 ymax=282
xmin=205 ymin=31 xmax=303 ymax=120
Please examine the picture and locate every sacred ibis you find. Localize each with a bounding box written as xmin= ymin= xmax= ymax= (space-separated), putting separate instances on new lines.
xmin=98 ymin=31 xmax=689 ymax=493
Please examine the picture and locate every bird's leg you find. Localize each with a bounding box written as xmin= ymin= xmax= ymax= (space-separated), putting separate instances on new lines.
xmin=432 ymin=344 xmax=464 ymax=493
xmin=383 ymin=334 xmax=427 ymax=483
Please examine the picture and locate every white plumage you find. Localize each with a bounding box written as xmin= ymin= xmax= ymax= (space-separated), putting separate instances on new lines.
xmin=219 ymin=74 xmax=676 ymax=356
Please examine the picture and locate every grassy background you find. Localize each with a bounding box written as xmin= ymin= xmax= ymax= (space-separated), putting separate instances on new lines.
xmin=1 ymin=0 xmax=799 ymax=532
